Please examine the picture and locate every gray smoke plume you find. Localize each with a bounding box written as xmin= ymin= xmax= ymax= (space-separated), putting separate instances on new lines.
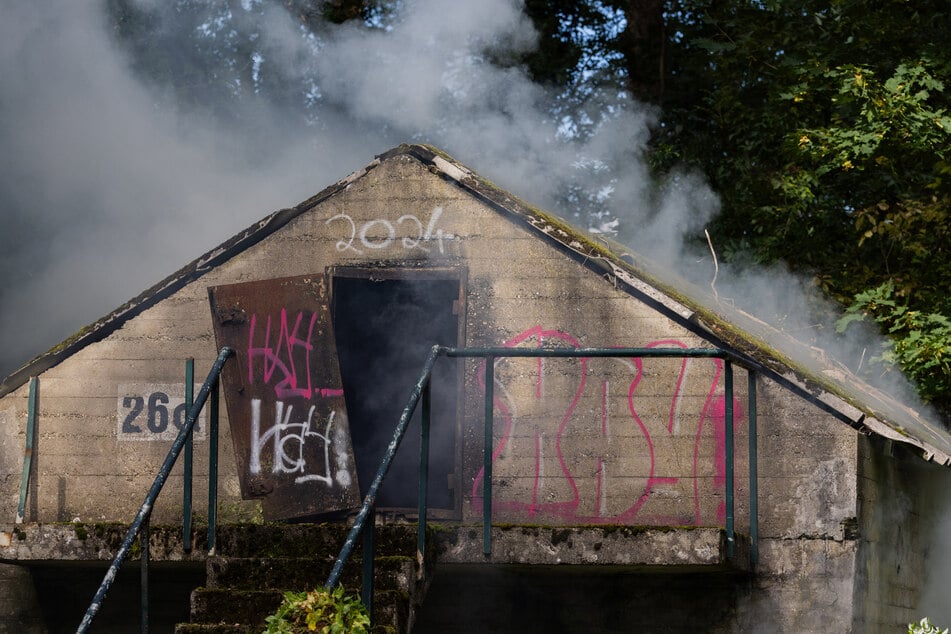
xmin=0 ymin=0 xmax=668 ymax=377
xmin=0 ymin=1 xmax=373 ymax=374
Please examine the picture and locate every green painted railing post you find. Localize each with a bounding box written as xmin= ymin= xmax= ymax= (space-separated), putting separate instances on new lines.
xmin=724 ymin=360 xmax=735 ymax=559
xmin=16 ymin=376 xmax=38 ymax=524
xmin=362 ymin=503 xmax=375 ymax=622
xmin=483 ymin=356 xmax=494 ymax=557
xmin=140 ymin=514 xmax=150 ymax=634
xmin=183 ymin=359 xmax=194 ymax=552
xmin=417 ymin=379 xmax=431 ymax=564
xmin=207 ymin=376 xmax=220 ymax=553
xmin=748 ymin=370 xmax=758 ymax=565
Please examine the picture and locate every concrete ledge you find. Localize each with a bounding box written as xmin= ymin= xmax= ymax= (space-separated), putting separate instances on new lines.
xmin=2 ymin=522 xmax=751 ymax=573
xmin=432 ymin=525 xmax=751 ymax=571
xmin=0 ymin=523 xmax=207 ymax=563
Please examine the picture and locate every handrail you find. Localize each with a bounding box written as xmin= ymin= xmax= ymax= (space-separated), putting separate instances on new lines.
xmin=15 ymin=376 xmax=39 ymax=524
xmin=326 ymin=344 xmax=759 ymax=618
xmin=76 ymin=346 xmax=234 ymax=634
xmin=324 ymin=344 xmax=442 ymax=590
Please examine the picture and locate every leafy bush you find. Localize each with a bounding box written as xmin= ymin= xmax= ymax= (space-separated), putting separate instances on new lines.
xmin=837 ymin=281 xmax=951 ymax=415
xmin=263 ymin=586 xmax=370 ymax=634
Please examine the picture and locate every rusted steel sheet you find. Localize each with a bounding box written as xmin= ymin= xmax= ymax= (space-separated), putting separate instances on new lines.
xmin=208 ymin=274 xmax=360 ymax=520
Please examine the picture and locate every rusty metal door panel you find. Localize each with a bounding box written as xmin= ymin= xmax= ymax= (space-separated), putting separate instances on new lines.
xmin=208 ymin=274 xmax=360 ymax=520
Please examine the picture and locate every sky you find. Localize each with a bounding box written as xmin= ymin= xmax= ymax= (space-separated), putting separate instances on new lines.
xmin=0 ymin=0 xmax=949 ymax=621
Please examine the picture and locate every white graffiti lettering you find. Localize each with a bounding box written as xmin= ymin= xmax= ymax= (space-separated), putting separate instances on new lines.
xmin=249 ymin=398 xmax=337 ymax=485
xmin=325 ymin=206 xmax=452 ymax=255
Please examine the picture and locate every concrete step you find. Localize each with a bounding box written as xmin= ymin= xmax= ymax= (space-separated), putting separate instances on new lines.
xmin=188 ymin=588 xmax=284 ymax=628
xmin=206 ymin=555 xmax=417 ymax=591
xmin=174 ymin=623 xmax=255 ymax=634
xmin=175 ymin=523 xmax=433 ymax=634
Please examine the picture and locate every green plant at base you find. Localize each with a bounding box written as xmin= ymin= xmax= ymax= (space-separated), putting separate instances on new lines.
xmin=909 ymin=617 xmax=948 ymax=634
xmin=263 ymin=586 xmax=370 ymax=634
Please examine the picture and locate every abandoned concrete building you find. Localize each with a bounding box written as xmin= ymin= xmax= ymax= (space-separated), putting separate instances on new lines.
xmin=1 ymin=144 xmax=950 ymax=632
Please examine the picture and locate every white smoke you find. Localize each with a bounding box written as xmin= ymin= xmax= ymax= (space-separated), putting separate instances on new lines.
xmin=917 ymin=467 xmax=951 ymax=626
xmin=0 ymin=0 xmax=688 ymax=376
xmin=0 ymin=2 xmax=371 ymax=373
xmin=0 ymin=0 xmax=929 ymax=416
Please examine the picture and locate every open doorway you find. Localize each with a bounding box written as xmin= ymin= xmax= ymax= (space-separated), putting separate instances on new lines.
xmin=330 ymin=267 xmax=464 ymax=515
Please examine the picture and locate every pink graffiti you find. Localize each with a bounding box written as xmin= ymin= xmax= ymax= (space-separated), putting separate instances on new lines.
xmin=246 ymin=309 xmax=344 ymax=401
xmin=248 ymin=309 xmax=318 ymax=399
xmin=470 ymin=326 xmax=744 ymax=527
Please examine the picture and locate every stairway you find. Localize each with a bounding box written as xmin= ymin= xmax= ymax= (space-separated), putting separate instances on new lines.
xmin=174 ymin=523 xmax=431 ymax=633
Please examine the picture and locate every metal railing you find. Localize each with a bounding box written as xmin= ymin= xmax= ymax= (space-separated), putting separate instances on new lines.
xmin=76 ymin=346 xmax=234 ymax=634
xmin=71 ymin=342 xmax=756 ymax=630
xmin=326 ymin=344 xmax=760 ymax=617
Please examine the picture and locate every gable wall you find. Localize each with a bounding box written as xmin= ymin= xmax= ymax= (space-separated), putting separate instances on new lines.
xmin=0 ymin=153 xmax=864 ymax=629
xmin=853 ymin=438 xmax=951 ymax=630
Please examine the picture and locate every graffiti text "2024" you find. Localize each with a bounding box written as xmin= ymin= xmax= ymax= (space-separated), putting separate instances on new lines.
xmin=325 ymin=206 xmax=453 ymax=255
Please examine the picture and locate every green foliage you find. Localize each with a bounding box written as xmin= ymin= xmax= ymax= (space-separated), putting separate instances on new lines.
xmin=647 ymin=0 xmax=951 ymax=415
xmin=780 ymin=59 xmax=951 ymax=324
xmin=655 ymin=1 xmax=951 ymax=274
xmin=910 ymin=617 xmax=949 ymax=634
xmin=837 ymin=282 xmax=951 ymax=414
xmin=263 ymin=586 xmax=370 ymax=634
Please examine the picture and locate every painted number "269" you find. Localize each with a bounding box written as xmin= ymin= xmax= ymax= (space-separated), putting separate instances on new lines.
xmin=117 ymin=384 xmax=206 ymax=441
xmin=121 ymin=392 xmax=194 ymax=434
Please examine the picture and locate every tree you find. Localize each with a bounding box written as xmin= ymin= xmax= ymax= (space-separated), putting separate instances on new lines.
xmin=614 ymin=0 xmax=665 ymax=104
xmin=517 ymin=0 xmax=951 ymax=415
xmin=647 ymin=1 xmax=951 ymax=417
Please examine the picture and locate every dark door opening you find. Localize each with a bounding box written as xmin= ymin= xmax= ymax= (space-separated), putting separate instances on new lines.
xmin=331 ymin=269 xmax=462 ymax=513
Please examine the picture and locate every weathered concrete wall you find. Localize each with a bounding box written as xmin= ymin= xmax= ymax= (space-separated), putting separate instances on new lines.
xmin=853 ymin=438 xmax=951 ymax=631
xmin=0 ymin=152 xmax=754 ymax=529
xmin=457 ymin=244 xmax=747 ymax=527
xmin=727 ymin=377 xmax=858 ymax=632
xmin=423 ymin=375 xmax=861 ymax=633
xmin=0 ymin=150 xmax=876 ymax=630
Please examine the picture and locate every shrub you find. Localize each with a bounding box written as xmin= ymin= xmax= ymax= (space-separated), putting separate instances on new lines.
xmin=263 ymin=586 xmax=370 ymax=634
